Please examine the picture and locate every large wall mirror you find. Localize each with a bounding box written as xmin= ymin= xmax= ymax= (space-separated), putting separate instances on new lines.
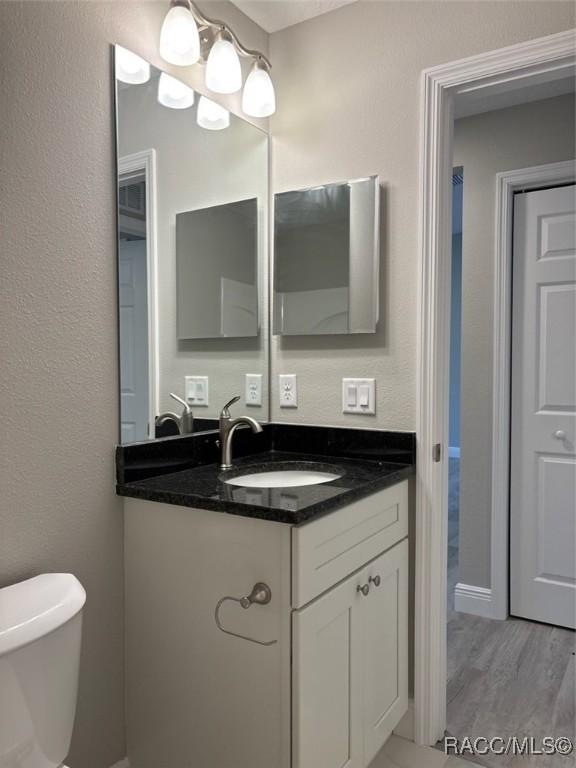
xmin=273 ymin=176 xmax=380 ymax=335
xmin=115 ymin=48 xmax=269 ymax=444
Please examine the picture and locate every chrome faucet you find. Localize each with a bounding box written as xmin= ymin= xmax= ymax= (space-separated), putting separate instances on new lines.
xmin=155 ymin=393 xmax=194 ymax=436
xmin=219 ymin=396 xmax=262 ymax=470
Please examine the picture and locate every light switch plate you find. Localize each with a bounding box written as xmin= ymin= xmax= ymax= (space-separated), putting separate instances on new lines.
xmin=279 ymin=374 xmax=298 ymax=408
xmin=245 ymin=373 xmax=263 ymax=406
xmin=342 ymin=378 xmax=376 ymax=415
xmin=185 ymin=376 xmax=209 ymax=407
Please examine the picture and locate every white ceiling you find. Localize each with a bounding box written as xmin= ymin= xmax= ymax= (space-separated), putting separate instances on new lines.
xmin=455 ymin=72 xmax=575 ymax=118
xmin=230 ymin=0 xmax=358 ymax=33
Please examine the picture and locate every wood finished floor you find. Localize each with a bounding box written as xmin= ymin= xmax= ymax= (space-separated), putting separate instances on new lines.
xmin=443 ymin=459 xmax=576 ymax=768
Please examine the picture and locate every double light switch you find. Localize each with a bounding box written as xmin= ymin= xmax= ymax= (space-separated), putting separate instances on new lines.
xmin=342 ymin=378 xmax=376 ymax=415
xmin=185 ymin=376 xmax=209 ymax=406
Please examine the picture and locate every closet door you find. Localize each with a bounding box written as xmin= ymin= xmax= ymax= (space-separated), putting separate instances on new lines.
xmin=362 ymin=540 xmax=409 ymax=765
xmin=292 ymin=573 xmax=363 ymax=768
xmin=510 ymin=184 xmax=576 ymax=629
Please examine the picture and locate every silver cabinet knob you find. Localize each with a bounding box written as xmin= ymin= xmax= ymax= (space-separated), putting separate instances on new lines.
xmin=369 ymin=575 xmax=381 ymax=588
xmin=357 ymin=583 xmax=370 ymax=597
xmin=553 ymin=430 xmax=567 ymax=441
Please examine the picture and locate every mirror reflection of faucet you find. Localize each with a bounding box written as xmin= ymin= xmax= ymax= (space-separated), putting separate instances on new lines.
xmin=155 ymin=392 xmax=194 ymax=435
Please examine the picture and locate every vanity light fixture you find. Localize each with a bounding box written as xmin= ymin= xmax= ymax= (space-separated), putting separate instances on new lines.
xmin=159 ymin=0 xmax=275 ymax=116
xmin=159 ymin=0 xmax=201 ymax=66
xmin=242 ymin=60 xmax=276 ymax=118
xmin=205 ymin=30 xmax=242 ymax=94
xmin=197 ymin=95 xmax=230 ymax=131
xmin=157 ymin=72 xmax=195 ymax=109
xmin=115 ymin=45 xmax=150 ymax=84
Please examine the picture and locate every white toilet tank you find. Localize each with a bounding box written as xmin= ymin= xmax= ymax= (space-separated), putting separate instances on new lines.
xmin=0 ymin=573 xmax=86 ymax=768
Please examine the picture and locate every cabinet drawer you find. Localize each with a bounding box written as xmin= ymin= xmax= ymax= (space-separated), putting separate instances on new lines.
xmin=292 ymin=480 xmax=408 ymax=607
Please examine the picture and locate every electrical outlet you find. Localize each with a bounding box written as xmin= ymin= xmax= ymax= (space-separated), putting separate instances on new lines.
xmin=245 ymin=373 xmax=263 ymax=406
xmin=185 ymin=376 xmax=209 ymax=407
xmin=279 ymin=374 xmax=298 ymax=408
xmin=342 ymin=378 xmax=376 ymax=415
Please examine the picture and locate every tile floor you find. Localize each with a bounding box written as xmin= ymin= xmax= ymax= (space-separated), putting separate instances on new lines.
xmin=371 ymin=735 xmax=480 ymax=768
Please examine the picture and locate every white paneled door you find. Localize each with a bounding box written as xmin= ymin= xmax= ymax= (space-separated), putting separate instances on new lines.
xmin=119 ymin=239 xmax=149 ymax=443
xmin=510 ymin=184 xmax=576 ymax=629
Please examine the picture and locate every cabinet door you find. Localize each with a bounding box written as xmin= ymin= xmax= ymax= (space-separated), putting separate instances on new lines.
xmin=362 ymin=539 xmax=408 ymax=765
xmin=292 ymin=572 xmax=363 ymax=768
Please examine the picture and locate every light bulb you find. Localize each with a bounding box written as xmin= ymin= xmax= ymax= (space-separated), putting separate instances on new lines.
xmin=205 ymin=32 xmax=242 ymax=94
xmin=197 ymin=96 xmax=230 ymax=130
xmin=158 ymin=72 xmax=195 ymax=109
xmin=159 ymin=3 xmax=200 ymax=66
xmin=242 ymin=61 xmax=276 ymax=117
xmin=115 ymin=45 xmax=150 ymax=84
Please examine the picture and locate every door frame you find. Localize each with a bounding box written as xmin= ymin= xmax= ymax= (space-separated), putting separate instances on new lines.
xmin=414 ymin=29 xmax=576 ymax=745
xmin=491 ymin=160 xmax=576 ymax=621
xmin=119 ymin=148 xmax=159 ymax=439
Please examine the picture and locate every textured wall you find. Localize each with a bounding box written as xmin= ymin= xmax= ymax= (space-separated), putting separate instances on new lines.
xmin=453 ymin=93 xmax=575 ymax=589
xmin=0 ymin=2 xmax=267 ymax=766
xmin=269 ymin=1 xmax=575 ymax=429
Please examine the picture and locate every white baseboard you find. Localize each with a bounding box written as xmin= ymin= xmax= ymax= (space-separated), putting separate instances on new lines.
xmin=448 ymin=446 xmax=460 ymax=458
xmin=109 ymin=760 xmax=130 ymax=768
xmin=454 ymin=582 xmax=493 ymax=618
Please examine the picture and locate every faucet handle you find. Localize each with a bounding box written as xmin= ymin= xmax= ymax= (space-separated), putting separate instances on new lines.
xmin=169 ymin=392 xmax=190 ymax=412
xmin=220 ymin=395 xmax=241 ymax=419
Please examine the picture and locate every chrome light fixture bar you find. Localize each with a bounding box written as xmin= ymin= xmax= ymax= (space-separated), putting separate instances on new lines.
xmin=159 ymin=0 xmax=275 ymax=117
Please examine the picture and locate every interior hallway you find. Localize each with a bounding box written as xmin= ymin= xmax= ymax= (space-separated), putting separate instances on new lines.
xmin=444 ymin=458 xmax=576 ymax=768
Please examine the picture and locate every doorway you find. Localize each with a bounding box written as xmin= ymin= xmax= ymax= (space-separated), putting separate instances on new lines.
xmin=117 ymin=149 xmax=158 ymax=444
xmin=414 ymin=31 xmax=576 ymax=745
xmin=119 ymin=173 xmax=149 ymax=443
xmin=447 ymin=168 xmax=463 ymax=617
xmin=444 ymin=164 xmax=575 ymax=765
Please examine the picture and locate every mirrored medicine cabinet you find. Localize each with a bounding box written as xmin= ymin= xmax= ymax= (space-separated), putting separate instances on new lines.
xmin=273 ymin=176 xmax=380 ymax=335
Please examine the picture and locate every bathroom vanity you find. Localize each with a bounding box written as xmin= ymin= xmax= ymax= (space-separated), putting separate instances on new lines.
xmin=114 ymin=43 xmax=408 ymax=768
xmin=118 ymin=426 xmax=414 ymax=768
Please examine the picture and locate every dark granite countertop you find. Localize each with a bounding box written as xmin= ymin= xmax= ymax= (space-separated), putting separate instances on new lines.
xmin=117 ymin=449 xmax=414 ymax=525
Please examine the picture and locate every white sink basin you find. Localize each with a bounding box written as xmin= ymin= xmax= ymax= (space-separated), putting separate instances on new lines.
xmin=224 ymin=470 xmax=341 ymax=488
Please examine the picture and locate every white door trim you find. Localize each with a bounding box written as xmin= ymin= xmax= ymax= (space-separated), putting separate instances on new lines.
xmin=491 ymin=160 xmax=576 ymax=622
xmin=119 ymin=149 xmax=159 ymax=439
xmin=415 ymin=29 xmax=576 ymax=746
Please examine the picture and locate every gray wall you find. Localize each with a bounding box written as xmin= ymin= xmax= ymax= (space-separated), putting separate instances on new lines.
xmin=454 ymin=93 xmax=575 ymax=589
xmin=0 ymin=2 xmax=267 ymax=767
xmin=269 ymin=0 xmax=575 ymax=429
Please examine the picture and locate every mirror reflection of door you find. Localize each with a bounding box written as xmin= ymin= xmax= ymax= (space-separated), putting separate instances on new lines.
xmin=119 ymin=174 xmax=149 ymax=443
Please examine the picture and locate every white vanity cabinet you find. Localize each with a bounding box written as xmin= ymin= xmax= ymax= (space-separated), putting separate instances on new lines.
xmin=292 ymin=479 xmax=408 ymax=768
xmin=124 ymin=479 xmax=409 ymax=768
xmin=293 ymin=540 xmax=408 ymax=768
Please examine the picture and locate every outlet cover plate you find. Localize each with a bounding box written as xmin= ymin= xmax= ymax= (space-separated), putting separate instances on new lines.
xmin=245 ymin=373 xmax=263 ymax=407
xmin=279 ymin=374 xmax=298 ymax=408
